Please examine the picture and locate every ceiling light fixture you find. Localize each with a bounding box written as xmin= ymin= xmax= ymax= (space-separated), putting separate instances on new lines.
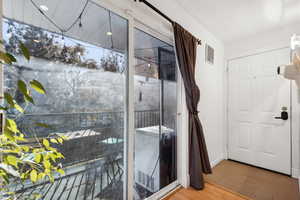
xmin=39 ymin=5 xmax=49 ymax=12
xmin=107 ymin=31 xmax=112 ymax=36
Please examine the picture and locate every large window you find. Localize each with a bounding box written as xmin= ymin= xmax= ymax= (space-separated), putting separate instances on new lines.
xmin=3 ymin=1 xmax=128 ymax=199
xmin=2 ymin=1 xmax=178 ymax=199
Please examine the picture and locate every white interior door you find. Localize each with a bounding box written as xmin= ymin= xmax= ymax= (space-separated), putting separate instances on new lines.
xmin=228 ymin=48 xmax=291 ymax=175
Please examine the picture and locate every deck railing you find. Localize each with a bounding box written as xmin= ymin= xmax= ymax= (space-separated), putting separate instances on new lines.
xmin=9 ymin=110 xmax=161 ymax=199
xmin=15 ymin=109 xmax=160 ymax=137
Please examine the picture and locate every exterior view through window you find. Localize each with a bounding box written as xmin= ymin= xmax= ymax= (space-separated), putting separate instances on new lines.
xmin=134 ymin=29 xmax=177 ymax=199
xmin=3 ymin=0 xmax=128 ymax=199
xmin=2 ymin=0 xmax=177 ymax=199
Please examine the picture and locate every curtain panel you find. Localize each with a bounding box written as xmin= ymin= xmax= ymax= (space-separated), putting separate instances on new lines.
xmin=173 ymin=22 xmax=212 ymax=190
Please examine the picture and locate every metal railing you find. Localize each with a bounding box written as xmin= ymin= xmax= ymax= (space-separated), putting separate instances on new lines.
xmin=10 ymin=110 xmax=161 ymax=199
xmin=16 ymin=109 xmax=160 ymax=137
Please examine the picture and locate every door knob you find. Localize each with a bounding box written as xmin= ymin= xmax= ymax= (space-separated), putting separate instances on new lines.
xmin=274 ymin=111 xmax=288 ymax=120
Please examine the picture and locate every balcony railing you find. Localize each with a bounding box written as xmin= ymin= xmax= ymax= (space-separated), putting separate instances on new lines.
xmin=16 ymin=109 xmax=160 ymax=137
xmin=9 ymin=110 xmax=160 ymax=200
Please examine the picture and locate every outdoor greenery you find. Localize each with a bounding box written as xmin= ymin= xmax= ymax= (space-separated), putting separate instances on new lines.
xmin=4 ymin=18 xmax=125 ymax=73
xmin=0 ymin=42 xmax=67 ymax=200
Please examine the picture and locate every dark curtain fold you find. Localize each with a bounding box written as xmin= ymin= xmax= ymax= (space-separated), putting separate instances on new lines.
xmin=173 ymin=22 xmax=212 ymax=190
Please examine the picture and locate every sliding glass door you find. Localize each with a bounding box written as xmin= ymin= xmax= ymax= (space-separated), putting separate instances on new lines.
xmin=134 ymin=29 xmax=177 ymax=199
xmin=1 ymin=1 xmax=178 ymax=199
xmin=3 ymin=1 xmax=128 ymax=199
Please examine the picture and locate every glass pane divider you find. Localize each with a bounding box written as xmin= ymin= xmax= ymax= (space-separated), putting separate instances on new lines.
xmin=125 ymin=14 xmax=135 ymax=200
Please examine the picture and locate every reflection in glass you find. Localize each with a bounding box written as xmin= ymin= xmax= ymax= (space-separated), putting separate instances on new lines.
xmin=134 ymin=29 xmax=177 ymax=199
xmin=3 ymin=0 xmax=127 ymax=199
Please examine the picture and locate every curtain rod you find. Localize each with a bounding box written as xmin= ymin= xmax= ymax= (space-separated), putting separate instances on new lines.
xmin=134 ymin=0 xmax=202 ymax=45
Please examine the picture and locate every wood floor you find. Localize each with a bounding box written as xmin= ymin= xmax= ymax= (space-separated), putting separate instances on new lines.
xmin=205 ymin=160 xmax=300 ymax=200
xmin=164 ymin=160 xmax=300 ymax=200
xmin=164 ymin=183 xmax=250 ymax=200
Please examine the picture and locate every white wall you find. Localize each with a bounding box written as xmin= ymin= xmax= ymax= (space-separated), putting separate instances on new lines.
xmin=99 ymin=0 xmax=226 ymax=186
xmin=226 ymin=22 xmax=300 ymax=179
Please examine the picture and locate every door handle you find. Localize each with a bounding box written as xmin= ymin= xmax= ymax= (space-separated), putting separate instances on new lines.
xmin=274 ymin=111 xmax=288 ymax=120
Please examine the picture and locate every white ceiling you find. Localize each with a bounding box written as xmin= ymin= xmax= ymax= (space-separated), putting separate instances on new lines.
xmin=175 ymin=0 xmax=300 ymax=43
xmin=3 ymin=0 xmax=128 ymax=52
xmin=3 ymin=0 xmax=173 ymax=56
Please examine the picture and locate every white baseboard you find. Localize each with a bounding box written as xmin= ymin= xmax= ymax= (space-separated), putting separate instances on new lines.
xmin=292 ymin=168 xmax=299 ymax=178
xmin=210 ymin=156 xmax=225 ymax=168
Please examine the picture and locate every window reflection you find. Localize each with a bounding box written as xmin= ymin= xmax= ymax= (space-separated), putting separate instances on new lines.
xmin=134 ymin=29 xmax=177 ymax=200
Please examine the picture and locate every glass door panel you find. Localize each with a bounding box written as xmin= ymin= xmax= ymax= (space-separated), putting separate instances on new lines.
xmin=2 ymin=1 xmax=128 ymax=199
xmin=134 ymin=29 xmax=177 ymax=199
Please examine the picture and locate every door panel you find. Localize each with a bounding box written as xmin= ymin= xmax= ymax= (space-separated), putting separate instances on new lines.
xmin=133 ymin=29 xmax=177 ymax=199
xmin=228 ymin=48 xmax=291 ymax=175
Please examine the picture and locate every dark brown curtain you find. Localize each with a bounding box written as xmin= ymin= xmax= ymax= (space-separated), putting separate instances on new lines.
xmin=173 ymin=22 xmax=212 ymax=190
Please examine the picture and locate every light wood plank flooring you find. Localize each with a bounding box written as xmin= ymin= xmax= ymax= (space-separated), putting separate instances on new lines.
xmin=164 ymin=183 xmax=251 ymax=200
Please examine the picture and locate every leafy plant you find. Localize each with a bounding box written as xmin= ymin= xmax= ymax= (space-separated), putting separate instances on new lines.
xmin=5 ymin=19 xmax=98 ymax=69
xmin=0 ymin=42 xmax=67 ymax=200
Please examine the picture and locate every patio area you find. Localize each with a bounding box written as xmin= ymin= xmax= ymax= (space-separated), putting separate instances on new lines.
xmin=10 ymin=110 xmax=161 ymax=200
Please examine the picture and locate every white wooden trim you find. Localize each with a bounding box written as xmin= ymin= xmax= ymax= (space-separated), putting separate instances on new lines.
xmin=126 ymin=11 xmax=135 ymax=200
xmin=211 ymin=157 xmax=225 ymax=168
xmin=145 ymin=181 xmax=180 ymax=200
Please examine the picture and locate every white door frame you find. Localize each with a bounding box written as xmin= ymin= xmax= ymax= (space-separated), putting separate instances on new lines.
xmin=224 ymin=46 xmax=299 ymax=178
xmin=77 ymin=0 xmax=185 ymax=198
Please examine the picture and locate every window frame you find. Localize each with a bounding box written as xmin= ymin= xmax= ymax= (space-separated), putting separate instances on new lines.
xmin=0 ymin=0 xmax=186 ymax=199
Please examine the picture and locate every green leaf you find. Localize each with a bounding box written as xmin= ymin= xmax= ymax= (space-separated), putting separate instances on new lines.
xmin=18 ymin=80 xmax=35 ymax=104
xmin=42 ymin=139 xmax=50 ymax=148
xmin=3 ymin=127 xmax=15 ymax=141
xmin=48 ymin=174 xmax=54 ymax=183
xmin=50 ymin=138 xmax=58 ymax=144
xmin=35 ymin=123 xmax=50 ymax=128
xmin=34 ymin=153 xmax=42 ymax=163
xmin=6 ymin=118 xmax=18 ymax=133
xmin=6 ymin=155 xmax=18 ymax=168
xmin=56 ymin=152 xmax=64 ymax=159
xmin=14 ymin=102 xmax=24 ymax=113
xmin=17 ymin=80 xmax=28 ymax=95
xmin=43 ymin=160 xmax=51 ymax=169
xmin=5 ymin=53 xmax=17 ymax=63
xmin=21 ymin=146 xmax=30 ymax=152
xmin=57 ymin=138 xmax=63 ymax=144
xmin=19 ymin=42 xmax=30 ymax=61
xmin=30 ymin=80 xmax=46 ymax=94
xmin=38 ymin=172 xmax=45 ymax=180
xmin=0 ymin=51 xmax=12 ymax=64
xmin=59 ymin=135 xmax=68 ymax=140
xmin=57 ymin=169 xmax=65 ymax=175
xmin=4 ymin=92 xmax=14 ymax=107
xmin=0 ymin=105 xmax=8 ymax=111
xmin=24 ymin=93 xmax=34 ymax=104
xmin=30 ymin=169 xmax=37 ymax=183
xmin=4 ymin=92 xmax=24 ymax=112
